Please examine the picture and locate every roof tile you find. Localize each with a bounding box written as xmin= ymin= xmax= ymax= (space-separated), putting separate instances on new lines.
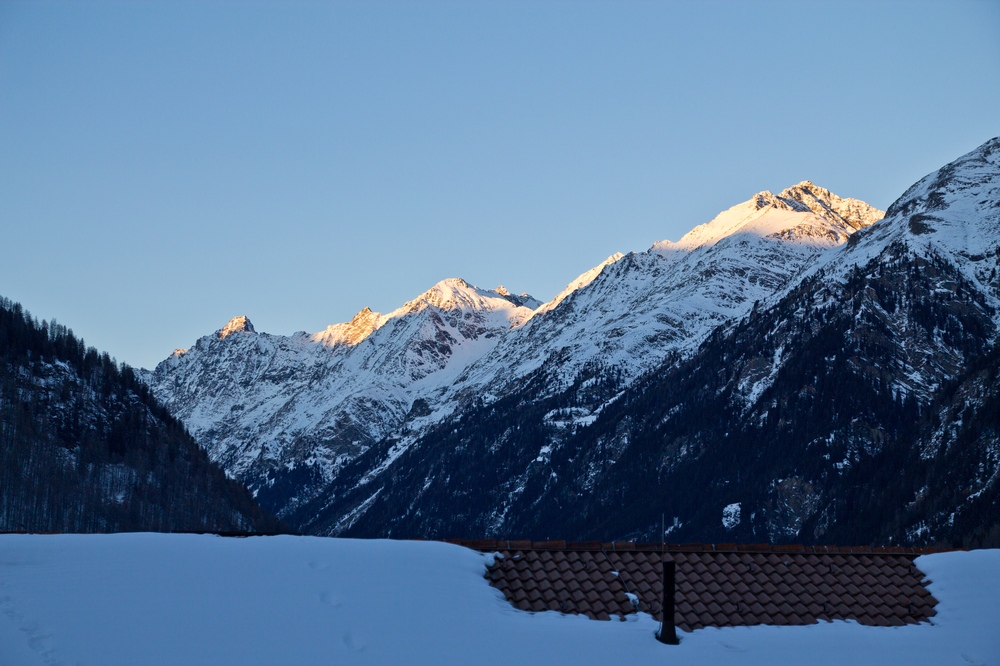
xmin=470 ymin=542 xmax=942 ymax=630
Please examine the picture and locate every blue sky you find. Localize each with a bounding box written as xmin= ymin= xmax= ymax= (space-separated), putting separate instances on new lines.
xmin=2 ymin=0 xmax=998 ymax=370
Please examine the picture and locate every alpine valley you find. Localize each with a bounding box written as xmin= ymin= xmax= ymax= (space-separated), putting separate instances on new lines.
xmin=144 ymin=138 xmax=1000 ymax=547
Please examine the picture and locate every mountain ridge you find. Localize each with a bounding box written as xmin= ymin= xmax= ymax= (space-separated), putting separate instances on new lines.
xmin=144 ymin=276 xmax=542 ymax=518
xmin=293 ymin=137 xmax=1000 ymax=546
xmin=145 ymin=179 xmax=886 ymax=522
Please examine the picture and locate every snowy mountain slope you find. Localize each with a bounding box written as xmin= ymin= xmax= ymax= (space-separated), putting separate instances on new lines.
xmin=148 ymin=182 xmax=882 ymax=525
xmin=733 ymin=138 xmax=1000 ymax=408
xmin=154 ymin=137 xmax=1000 ymax=544
xmin=454 ymin=182 xmax=883 ymax=398
xmin=297 ymin=139 xmax=1000 ymax=546
xmin=301 ymin=183 xmax=883 ymax=522
xmin=841 ymin=137 xmax=1000 ymax=294
xmin=145 ymin=279 xmax=538 ymax=517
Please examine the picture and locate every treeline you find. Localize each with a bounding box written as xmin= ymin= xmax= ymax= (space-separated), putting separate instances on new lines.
xmin=0 ymin=296 xmax=283 ymax=534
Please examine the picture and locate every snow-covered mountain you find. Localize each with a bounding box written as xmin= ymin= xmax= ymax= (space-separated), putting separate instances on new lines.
xmin=454 ymin=181 xmax=883 ymax=398
xmin=301 ymin=138 xmax=1000 ymax=547
xmin=145 ymin=139 xmax=1000 ymax=546
xmin=732 ymin=138 xmax=1000 ymax=409
xmin=146 ymin=180 xmax=882 ymax=523
xmin=145 ymin=279 xmax=540 ymax=516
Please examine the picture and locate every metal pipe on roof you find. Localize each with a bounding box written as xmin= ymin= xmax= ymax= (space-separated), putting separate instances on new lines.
xmin=656 ymin=560 xmax=680 ymax=645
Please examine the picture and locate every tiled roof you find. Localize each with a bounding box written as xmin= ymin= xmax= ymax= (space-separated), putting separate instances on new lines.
xmin=446 ymin=540 xmax=945 ymax=630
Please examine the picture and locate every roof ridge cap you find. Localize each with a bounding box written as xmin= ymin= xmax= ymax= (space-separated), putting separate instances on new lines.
xmin=439 ymin=538 xmax=967 ymax=555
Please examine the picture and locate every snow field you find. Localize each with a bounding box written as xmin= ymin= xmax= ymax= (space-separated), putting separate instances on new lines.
xmin=0 ymin=534 xmax=997 ymax=665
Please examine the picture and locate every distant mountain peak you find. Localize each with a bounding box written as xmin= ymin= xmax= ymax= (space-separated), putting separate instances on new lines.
xmin=398 ymin=277 xmax=515 ymax=315
xmin=778 ymin=180 xmax=823 ymax=199
xmin=441 ymin=277 xmax=471 ymax=289
xmin=493 ymin=285 xmax=541 ymax=310
xmin=850 ymin=136 xmax=1000 ymax=307
xmin=885 ymin=136 xmax=1000 ymax=221
xmin=655 ymin=183 xmax=882 ymax=254
xmin=219 ymin=316 xmax=255 ymax=339
xmin=775 ymin=181 xmax=883 ymax=231
xmin=313 ymin=307 xmax=382 ymax=348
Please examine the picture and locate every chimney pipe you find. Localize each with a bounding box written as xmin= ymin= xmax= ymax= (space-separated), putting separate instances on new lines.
xmin=656 ymin=559 xmax=680 ymax=645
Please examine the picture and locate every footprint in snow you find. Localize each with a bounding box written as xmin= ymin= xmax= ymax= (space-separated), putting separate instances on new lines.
xmin=0 ymin=596 xmax=58 ymax=666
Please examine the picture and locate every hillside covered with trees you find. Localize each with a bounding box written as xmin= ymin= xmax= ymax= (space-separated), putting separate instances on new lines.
xmin=0 ymin=296 xmax=282 ymax=533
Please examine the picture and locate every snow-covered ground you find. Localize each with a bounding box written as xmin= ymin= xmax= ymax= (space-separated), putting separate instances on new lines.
xmin=0 ymin=534 xmax=996 ymax=665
